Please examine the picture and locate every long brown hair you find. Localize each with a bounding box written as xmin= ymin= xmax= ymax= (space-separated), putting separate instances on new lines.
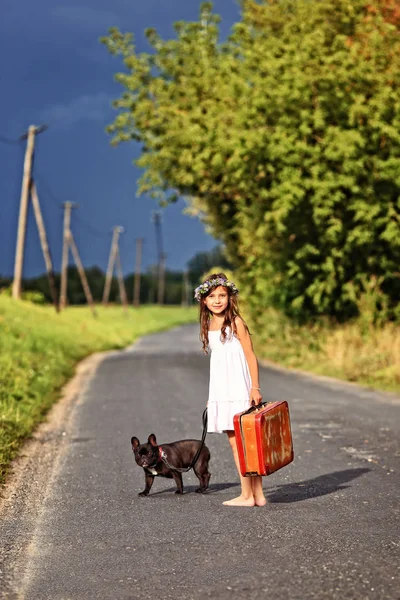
xmin=198 ymin=272 xmax=247 ymax=353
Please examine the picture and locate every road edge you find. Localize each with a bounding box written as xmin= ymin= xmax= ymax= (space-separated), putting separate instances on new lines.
xmin=0 ymin=349 xmax=117 ymax=598
xmin=259 ymin=358 xmax=400 ymax=405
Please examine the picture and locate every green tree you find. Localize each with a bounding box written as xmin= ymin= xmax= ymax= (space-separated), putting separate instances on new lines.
xmin=102 ymin=0 xmax=400 ymax=321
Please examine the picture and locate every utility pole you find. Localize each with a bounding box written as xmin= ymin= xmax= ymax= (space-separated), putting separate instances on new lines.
xmin=59 ymin=202 xmax=97 ymax=317
xmin=158 ymin=252 xmax=167 ymax=305
xmin=182 ymin=269 xmax=190 ymax=307
xmin=152 ymin=211 xmax=167 ymax=305
xmin=133 ymin=237 xmax=143 ymax=307
xmin=149 ymin=264 xmax=157 ymax=304
xmin=30 ymin=181 xmax=59 ymax=312
xmin=200 ymin=3 xmax=210 ymax=63
xmin=103 ymin=226 xmax=124 ymax=306
xmin=103 ymin=226 xmax=120 ymax=305
xmin=115 ymin=251 xmax=128 ymax=313
xmin=60 ymin=202 xmax=75 ymax=310
xmin=68 ymin=235 xmax=97 ymax=317
xmin=12 ymin=124 xmax=47 ymax=299
xmin=102 ymin=226 xmax=128 ymax=310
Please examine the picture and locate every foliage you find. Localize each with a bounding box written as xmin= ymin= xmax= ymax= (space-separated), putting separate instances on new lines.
xmin=0 ymin=285 xmax=46 ymax=305
xmin=8 ymin=266 xmax=193 ymax=306
xmin=102 ymin=0 xmax=400 ymax=322
xmin=0 ymin=297 xmax=196 ymax=483
xmin=22 ymin=290 xmax=46 ymax=305
xmin=1 ymin=247 xmax=232 ymax=307
xmin=251 ymin=305 xmax=400 ymax=393
xmin=0 ymin=285 xmax=11 ymax=297
xmin=187 ymin=245 xmax=233 ymax=285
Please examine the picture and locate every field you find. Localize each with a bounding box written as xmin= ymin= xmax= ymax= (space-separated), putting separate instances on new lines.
xmin=252 ymin=308 xmax=400 ymax=394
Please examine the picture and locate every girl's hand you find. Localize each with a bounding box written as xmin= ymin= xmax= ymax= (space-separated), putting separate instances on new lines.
xmin=250 ymin=388 xmax=263 ymax=406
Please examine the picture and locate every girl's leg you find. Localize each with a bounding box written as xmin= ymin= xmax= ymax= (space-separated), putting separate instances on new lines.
xmin=251 ymin=476 xmax=267 ymax=507
xmin=223 ymin=431 xmax=255 ymax=507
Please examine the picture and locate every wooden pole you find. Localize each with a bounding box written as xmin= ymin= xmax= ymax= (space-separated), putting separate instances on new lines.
xmin=152 ymin=211 xmax=167 ymax=305
xmin=30 ymin=181 xmax=59 ymax=312
xmin=59 ymin=202 xmax=74 ymax=310
xmin=157 ymin=252 xmax=167 ymax=305
xmin=102 ymin=226 xmax=121 ymax=306
xmin=69 ymin=233 xmax=97 ymax=317
xmin=133 ymin=237 xmax=143 ymax=307
xmin=182 ymin=269 xmax=189 ymax=307
xmin=115 ymin=249 xmax=128 ymax=313
xmin=149 ymin=264 xmax=157 ymax=304
xmin=12 ymin=126 xmax=36 ymax=299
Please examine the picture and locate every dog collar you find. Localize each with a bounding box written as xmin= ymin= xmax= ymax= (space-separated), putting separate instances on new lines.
xmin=158 ymin=446 xmax=169 ymax=466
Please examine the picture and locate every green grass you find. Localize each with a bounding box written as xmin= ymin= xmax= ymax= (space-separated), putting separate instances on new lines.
xmin=0 ymin=296 xmax=197 ymax=483
xmin=249 ymin=307 xmax=400 ymax=394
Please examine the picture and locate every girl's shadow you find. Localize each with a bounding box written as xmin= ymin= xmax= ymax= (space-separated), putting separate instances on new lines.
xmin=267 ymin=467 xmax=371 ymax=503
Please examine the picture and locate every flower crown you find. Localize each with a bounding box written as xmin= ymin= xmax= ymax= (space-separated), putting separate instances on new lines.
xmin=194 ymin=277 xmax=239 ymax=302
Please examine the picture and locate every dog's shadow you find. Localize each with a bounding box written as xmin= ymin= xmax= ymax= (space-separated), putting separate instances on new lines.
xmin=267 ymin=467 xmax=371 ymax=503
xmin=148 ymin=482 xmax=239 ymax=496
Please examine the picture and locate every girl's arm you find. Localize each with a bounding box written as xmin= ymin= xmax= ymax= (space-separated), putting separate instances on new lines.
xmin=235 ymin=317 xmax=263 ymax=405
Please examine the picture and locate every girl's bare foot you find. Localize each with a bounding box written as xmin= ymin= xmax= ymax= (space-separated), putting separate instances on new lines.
xmin=223 ymin=495 xmax=255 ymax=507
xmin=254 ymin=496 xmax=267 ymax=507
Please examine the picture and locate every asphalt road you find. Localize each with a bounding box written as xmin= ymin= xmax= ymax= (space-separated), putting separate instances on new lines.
xmin=1 ymin=324 xmax=399 ymax=600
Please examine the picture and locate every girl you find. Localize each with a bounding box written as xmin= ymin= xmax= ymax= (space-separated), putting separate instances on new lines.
xmin=195 ymin=272 xmax=267 ymax=507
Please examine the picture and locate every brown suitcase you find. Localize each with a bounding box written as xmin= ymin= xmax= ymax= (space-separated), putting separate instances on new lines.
xmin=234 ymin=401 xmax=294 ymax=477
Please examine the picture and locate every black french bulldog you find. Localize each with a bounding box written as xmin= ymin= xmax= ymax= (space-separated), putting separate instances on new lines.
xmin=131 ymin=433 xmax=211 ymax=496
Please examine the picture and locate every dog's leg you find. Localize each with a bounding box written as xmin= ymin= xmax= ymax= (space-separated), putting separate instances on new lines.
xmin=194 ymin=465 xmax=211 ymax=493
xmin=138 ymin=473 xmax=154 ymax=497
xmin=202 ymin=470 xmax=211 ymax=492
xmin=194 ymin=454 xmax=211 ymax=493
xmin=171 ymin=471 xmax=184 ymax=494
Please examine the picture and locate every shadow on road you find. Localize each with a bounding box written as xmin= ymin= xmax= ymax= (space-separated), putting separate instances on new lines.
xmin=136 ymin=469 xmax=371 ymax=500
xmin=267 ymin=468 xmax=371 ymax=503
xmin=200 ymin=482 xmax=239 ymax=494
xmin=145 ymin=482 xmax=239 ymax=497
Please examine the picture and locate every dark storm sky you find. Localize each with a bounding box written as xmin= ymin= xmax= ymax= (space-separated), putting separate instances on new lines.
xmin=0 ymin=0 xmax=241 ymax=278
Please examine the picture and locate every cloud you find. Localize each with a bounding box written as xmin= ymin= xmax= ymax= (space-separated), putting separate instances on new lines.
xmin=51 ymin=6 xmax=121 ymax=32
xmin=39 ymin=93 xmax=114 ymax=129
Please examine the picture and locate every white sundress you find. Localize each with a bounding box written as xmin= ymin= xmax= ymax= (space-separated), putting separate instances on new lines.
xmin=207 ymin=327 xmax=252 ymax=433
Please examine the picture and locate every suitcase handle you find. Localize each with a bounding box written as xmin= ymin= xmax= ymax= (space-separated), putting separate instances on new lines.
xmin=245 ymin=400 xmax=269 ymax=414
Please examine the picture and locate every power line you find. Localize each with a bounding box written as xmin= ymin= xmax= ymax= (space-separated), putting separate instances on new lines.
xmin=34 ymin=169 xmax=112 ymax=239
xmin=33 ymin=170 xmax=64 ymax=208
xmin=33 ymin=167 xmax=148 ymax=246
xmin=1 ymin=125 xmax=47 ymax=146
xmin=74 ymin=214 xmax=111 ymax=239
xmin=119 ymin=231 xmax=138 ymax=251
xmin=0 ymin=133 xmax=22 ymax=145
xmin=19 ymin=124 xmax=48 ymax=140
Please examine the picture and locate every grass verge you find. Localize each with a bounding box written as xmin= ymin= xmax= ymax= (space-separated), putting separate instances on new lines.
xmin=0 ymin=297 xmax=196 ymax=483
xmin=251 ymin=308 xmax=400 ymax=394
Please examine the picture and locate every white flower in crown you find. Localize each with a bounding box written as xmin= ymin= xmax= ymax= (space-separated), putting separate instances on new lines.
xmin=194 ymin=278 xmax=239 ymax=302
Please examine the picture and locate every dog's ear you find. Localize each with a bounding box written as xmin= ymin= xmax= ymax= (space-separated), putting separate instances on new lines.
xmin=148 ymin=434 xmax=158 ymax=447
xmin=131 ymin=436 xmax=140 ymax=450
